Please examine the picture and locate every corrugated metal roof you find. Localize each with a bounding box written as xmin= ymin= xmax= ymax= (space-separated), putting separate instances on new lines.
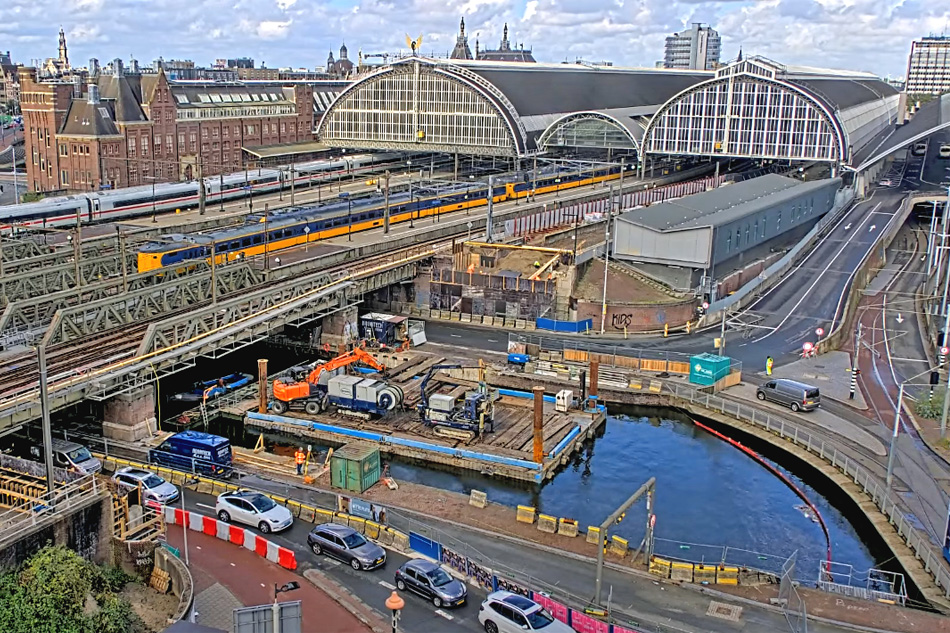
xmin=789 ymin=78 xmax=899 ymax=111
xmin=617 ymin=174 xmax=840 ymax=232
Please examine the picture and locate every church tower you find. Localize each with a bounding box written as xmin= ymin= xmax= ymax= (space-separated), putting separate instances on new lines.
xmin=450 ymin=17 xmax=474 ymax=60
xmin=58 ymin=27 xmax=69 ymax=68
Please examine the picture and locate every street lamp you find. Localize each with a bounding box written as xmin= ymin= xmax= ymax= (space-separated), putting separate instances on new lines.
xmin=555 ymin=177 xmax=561 ymax=197
xmin=273 ymin=581 xmax=300 ymax=633
xmin=304 ymin=226 xmax=311 ymax=252
xmin=385 ymin=591 xmax=404 ymax=633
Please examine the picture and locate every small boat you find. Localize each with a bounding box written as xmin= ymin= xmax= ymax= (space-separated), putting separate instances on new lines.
xmin=173 ymin=373 xmax=253 ymax=402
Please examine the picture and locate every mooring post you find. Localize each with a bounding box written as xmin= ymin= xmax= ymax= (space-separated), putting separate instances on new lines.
xmin=533 ymin=386 xmax=545 ymax=464
xmin=258 ymin=359 xmax=268 ymax=415
xmin=589 ymin=360 xmax=599 ymax=398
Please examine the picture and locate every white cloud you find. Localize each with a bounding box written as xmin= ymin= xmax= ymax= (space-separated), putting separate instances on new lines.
xmin=0 ymin=0 xmax=945 ymax=76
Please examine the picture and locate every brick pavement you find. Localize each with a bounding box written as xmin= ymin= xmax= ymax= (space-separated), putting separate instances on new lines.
xmin=166 ymin=525 xmax=374 ymax=633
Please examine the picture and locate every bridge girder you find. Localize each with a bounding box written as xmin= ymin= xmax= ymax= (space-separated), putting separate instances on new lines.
xmin=0 ymin=252 xmax=137 ymax=305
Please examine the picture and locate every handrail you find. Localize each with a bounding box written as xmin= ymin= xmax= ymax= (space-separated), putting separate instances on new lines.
xmin=666 ymin=381 xmax=950 ymax=598
xmin=0 ymin=474 xmax=103 ymax=545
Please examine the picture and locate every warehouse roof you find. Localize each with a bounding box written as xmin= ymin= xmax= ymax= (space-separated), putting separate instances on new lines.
xmin=617 ymin=174 xmax=841 ymax=232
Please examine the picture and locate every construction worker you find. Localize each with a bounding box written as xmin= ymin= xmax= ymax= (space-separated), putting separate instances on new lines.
xmin=766 ymin=356 xmax=774 ymax=376
xmin=294 ymin=447 xmax=306 ymax=475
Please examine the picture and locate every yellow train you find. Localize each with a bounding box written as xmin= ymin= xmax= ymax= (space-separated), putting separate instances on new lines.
xmin=137 ymin=164 xmax=624 ymax=272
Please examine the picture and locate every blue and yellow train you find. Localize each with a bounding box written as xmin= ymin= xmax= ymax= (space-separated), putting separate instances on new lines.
xmin=136 ymin=163 xmax=624 ymax=272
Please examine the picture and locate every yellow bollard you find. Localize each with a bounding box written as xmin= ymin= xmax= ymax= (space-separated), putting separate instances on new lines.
xmin=664 ymin=323 xmax=668 ymax=338
xmin=686 ymin=320 xmax=691 ymax=334
xmin=623 ymin=326 xmax=628 ymax=339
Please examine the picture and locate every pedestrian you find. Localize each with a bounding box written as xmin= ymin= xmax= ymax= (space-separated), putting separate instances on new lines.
xmin=766 ymin=356 xmax=774 ymax=376
xmin=295 ymin=446 xmax=306 ymax=475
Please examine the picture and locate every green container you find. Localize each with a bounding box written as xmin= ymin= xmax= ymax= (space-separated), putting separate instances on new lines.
xmin=689 ymin=353 xmax=732 ymax=386
xmin=330 ymin=443 xmax=381 ymax=493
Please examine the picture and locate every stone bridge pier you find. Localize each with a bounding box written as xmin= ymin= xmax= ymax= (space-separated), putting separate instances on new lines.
xmin=321 ymin=306 xmax=359 ymax=351
xmin=102 ymin=384 xmax=156 ymax=442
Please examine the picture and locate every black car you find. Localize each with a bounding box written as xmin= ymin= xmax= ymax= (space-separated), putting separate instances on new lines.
xmin=394 ymin=559 xmax=468 ymax=608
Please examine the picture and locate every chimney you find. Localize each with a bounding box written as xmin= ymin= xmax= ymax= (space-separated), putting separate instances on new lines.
xmin=72 ymin=75 xmax=82 ymax=98
xmin=112 ymin=58 xmax=123 ymax=77
xmin=88 ymin=84 xmax=100 ymax=104
xmin=89 ymin=58 xmax=100 ymax=76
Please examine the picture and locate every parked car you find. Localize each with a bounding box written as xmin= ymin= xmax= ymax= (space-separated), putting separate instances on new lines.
xmin=30 ymin=438 xmax=101 ymax=474
xmin=215 ymin=490 xmax=293 ymax=534
xmin=395 ymin=559 xmax=467 ymax=608
xmin=112 ymin=467 xmax=180 ymax=504
xmin=307 ymin=522 xmax=386 ymax=571
xmin=478 ymin=591 xmax=573 ymax=633
xmin=756 ymin=378 xmax=821 ymax=412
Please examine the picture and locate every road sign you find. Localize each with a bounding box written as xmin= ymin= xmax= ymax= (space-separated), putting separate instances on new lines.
xmin=702 ymin=302 xmax=710 ymax=310
xmin=815 ymin=327 xmax=824 ymax=337
xmin=803 ymin=342 xmax=814 ymax=352
xmin=942 ymin=347 xmax=949 ymax=356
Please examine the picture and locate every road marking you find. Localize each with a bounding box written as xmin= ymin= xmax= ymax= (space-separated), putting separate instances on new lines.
xmin=435 ymin=609 xmax=454 ymax=620
xmin=488 ymin=339 xmax=498 ymax=342
xmin=196 ymin=503 xmax=216 ymax=511
xmin=378 ymin=581 xmax=396 ymax=590
xmin=450 ymin=334 xmax=462 ymax=338
xmin=751 ymin=203 xmax=878 ymax=343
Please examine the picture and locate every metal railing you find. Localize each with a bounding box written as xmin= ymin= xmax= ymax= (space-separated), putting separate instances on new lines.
xmin=0 ymin=473 xmax=103 ymax=546
xmin=666 ymin=380 xmax=950 ymax=598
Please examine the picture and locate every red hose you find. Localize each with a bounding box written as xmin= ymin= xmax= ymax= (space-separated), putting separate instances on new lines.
xmin=691 ymin=418 xmax=833 ymax=567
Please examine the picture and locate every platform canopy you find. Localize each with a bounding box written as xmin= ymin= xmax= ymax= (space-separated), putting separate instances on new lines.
xmin=315 ymin=57 xmax=710 ymax=158
xmin=641 ymin=57 xmax=900 ymax=168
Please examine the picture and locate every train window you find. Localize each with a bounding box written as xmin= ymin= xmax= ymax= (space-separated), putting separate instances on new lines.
xmin=215 ymin=243 xmax=227 ymax=253
xmin=230 ymin=241 xmax=240 ymax=250
xmin=252 ymin=235 xmax=262 ymax=245
xmin=241 ymin=238 xmax=251 ymax=247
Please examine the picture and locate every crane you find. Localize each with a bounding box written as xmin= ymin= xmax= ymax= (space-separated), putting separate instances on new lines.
xmin=271 ymin=348 xmax=385 ymax=415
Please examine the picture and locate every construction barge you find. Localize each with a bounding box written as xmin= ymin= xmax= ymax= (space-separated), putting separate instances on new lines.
xmin=234 ymin=351 xmax=606 ymax=483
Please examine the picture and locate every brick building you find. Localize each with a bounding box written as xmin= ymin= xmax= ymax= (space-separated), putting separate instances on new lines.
xmin=21 ymin=65 xmax=315 ymax=194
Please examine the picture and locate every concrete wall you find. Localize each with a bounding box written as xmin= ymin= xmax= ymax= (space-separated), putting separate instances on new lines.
xmin=103 ymin=384 xmax=156 ymax=442
xmin=0 ymin=493 xmax=112 ymax=572
xmin=429 ymin=268 xmax=557 ymax=320
xmin=575 ymin=298 xmax=696 ymax=331
xmin=613 ymin=223 xmax=712 ymax=268
xmin=716 ymin=251 xmax=785 ymax=297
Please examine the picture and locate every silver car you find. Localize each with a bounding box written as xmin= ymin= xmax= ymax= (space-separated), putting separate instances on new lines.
xmin=216 ymin=490 xmax=294 ymax=534
xmin=307 ymin=522 xmax=386 ymax=571
xmin=112 ymin=467 xmax=180 ymax=505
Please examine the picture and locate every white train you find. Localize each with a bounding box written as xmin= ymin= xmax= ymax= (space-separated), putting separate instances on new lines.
xmin=0 ymin=152 xmax=404 ymax=233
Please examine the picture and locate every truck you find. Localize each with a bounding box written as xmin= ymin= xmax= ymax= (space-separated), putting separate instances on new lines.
xmin=271 ymin=347 xmax=385 ymax=414
xmin=327 ymin=375 xmax=403 ymax=418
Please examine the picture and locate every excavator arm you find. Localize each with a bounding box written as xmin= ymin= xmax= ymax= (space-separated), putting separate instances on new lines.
xmin=274 ymin=348 xmax=385 ymax=405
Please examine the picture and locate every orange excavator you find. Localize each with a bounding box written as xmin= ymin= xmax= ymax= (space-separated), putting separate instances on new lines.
xmin=271 ymin=348 xmax=385 ymax=415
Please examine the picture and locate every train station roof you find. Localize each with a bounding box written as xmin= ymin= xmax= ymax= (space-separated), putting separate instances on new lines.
xmin=851 ymin=93 xmax=950 ymax=172
xmin=315 ymin=57 xmax=712 ymax=157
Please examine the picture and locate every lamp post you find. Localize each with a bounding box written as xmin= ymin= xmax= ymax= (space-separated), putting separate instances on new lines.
xmin=272 ymin=581 xmax=300 ymax=633
xmin=304 ymin=226 xmax=311 ymax=252
xmin=385 ymin=591 xmax=404 ymax=633
xmin=555 ymin=177 xmax=561 ymax=197
xmin=886 ymin=384 xmax=904 ymax=487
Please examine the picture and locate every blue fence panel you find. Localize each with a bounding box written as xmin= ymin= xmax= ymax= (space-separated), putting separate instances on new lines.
xmin=535 ymin=318 xmax=594 ymax=333
xmin=408 ymin=532 xmax=442 ymax=561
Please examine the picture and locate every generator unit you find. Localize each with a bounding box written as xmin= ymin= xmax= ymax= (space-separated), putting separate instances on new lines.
xmin=327 ymin=375 xmax=403 ymax=418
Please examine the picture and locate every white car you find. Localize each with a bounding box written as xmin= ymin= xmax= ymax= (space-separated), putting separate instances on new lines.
xmin=878 ymin=179 xmax=894 ymax=187
xmin=215 ymin=490 xmax=293 ymax=534
xmin=112 ymin=467 xmax=180 ymax=505
xmin=478 ymin=591 xmax=574 ymax=633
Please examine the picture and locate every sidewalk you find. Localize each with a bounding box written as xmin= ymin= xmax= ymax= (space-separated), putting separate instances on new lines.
xmin=165 ymin=526 xmax=376 ymax=633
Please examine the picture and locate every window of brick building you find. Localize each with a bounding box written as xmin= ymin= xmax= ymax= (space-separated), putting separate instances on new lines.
xmin=59 ymin=144 xmax=67 ymax=156
xmin=212 ymin=127 xmax=219 ymax=139
xmin=222 ymin=126 xmax=229 ymax=138
xmin=60 ymin=170 xmax=68 ymax=186
xmin=178 ymin=133 xmax=185 ymax=147
xmin=128 ymin=137 xmax=136 ymax=157
xmin=141 ymin=136 xmax=148 ymax=157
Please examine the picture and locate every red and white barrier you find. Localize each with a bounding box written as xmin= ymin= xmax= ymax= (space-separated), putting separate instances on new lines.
xmin=164 ymin=507 xmax=297 ymax=571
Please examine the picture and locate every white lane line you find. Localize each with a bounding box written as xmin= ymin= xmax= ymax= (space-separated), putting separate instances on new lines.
xmin=378 ymin=581 xmax=397 ymax=590
xmin=196 ymin=502 xmax=216 ymax=511
xmin=751 ymin=203 xmax=878 ymax=343
xmin=739 ymin=193 xmax=875 ymax=315
xmin=435 ymin=609 xmax=454 ymax=621
xmin=450 ymin=334 xmax=462 ymax=338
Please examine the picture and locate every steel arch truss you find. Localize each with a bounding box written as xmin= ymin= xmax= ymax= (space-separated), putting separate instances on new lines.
xmin=642 ymin=74 xmax=845 ymax=163
xmin=316 ymin=59 xmax=527 ymax=157
xmin=538 ymin=112 xmax=641 ymax=152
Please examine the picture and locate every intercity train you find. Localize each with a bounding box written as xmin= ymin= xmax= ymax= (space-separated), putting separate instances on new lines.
xmin=0 ymin=152 xmax=404 ymax=234
xmin=136 ymin=162 xmax=625 ymax=272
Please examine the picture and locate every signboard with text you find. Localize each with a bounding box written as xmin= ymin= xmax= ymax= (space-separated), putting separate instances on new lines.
xmin=530 ymin=594 xmax=569 ymax=624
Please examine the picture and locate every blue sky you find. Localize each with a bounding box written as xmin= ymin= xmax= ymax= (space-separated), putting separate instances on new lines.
xmin=1 ymin=0 xmax=948 ymax=78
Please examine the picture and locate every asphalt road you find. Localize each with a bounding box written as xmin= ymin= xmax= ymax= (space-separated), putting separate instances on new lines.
xmin=0 ymin=173 xmax=25 ymax=207
xmin=918 ymin=129 xmax=950 ymax=189
xmin=175 ymin=485 xmax=860 ymax=633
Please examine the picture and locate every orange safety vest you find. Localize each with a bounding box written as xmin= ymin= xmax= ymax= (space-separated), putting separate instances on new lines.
xmin=295 ymin=450 xmax=305 ymax=465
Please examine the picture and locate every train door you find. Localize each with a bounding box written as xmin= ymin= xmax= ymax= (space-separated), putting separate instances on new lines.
xmin=87 ymin=197 xmax=99 ymax=221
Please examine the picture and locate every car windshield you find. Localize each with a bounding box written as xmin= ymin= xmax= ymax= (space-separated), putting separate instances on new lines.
xmin=67 ymin=447 xmax=92 ymax=462
xmin=142 ymin=474 xmax=164 ymax=488
xmin=427 ymin=569 xmax=452 ymax=587
xmin=342 ymin=532 xmax=366 ymax=548
xmin=526 ymin=608 xmax=555 ymax=629
xmin=249 ymin=495 xmax=276 ymax=512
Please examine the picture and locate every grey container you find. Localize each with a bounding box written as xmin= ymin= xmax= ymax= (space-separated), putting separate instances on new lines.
xmin=428 ymin=394 xmax=456 ymax=413
xmin=328 ymin=375 xmax=363 ymax=399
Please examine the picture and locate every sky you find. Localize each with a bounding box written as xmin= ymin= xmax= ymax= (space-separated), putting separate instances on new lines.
xmin=1 ymin=0 xmax=949 ymax=78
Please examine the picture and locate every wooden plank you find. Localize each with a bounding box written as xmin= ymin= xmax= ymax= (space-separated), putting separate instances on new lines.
xmin=389 ymin=356 xmax=445 ymax=382
xmin=512 ymin=414 xmax=560 ymax=452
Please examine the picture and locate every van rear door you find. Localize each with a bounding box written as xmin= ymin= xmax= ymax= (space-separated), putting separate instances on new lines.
xmin=805 ymin=388 xmax=820 ymax=406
